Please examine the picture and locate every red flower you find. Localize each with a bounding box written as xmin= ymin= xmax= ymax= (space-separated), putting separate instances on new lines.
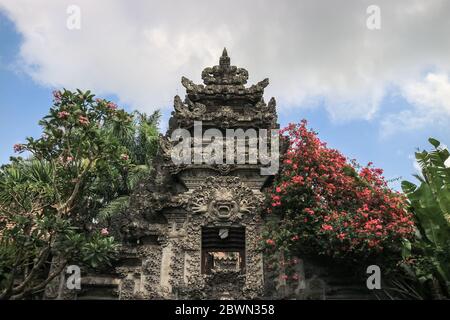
xmin=266 ymin=239 xmax=275 ymax=246
xmin=338 ymin=233 xmax=346 ymax=240
xmin=292 ymin=175 xmax=303 ymax=184
xmin=272 ymin=202 xmax=281 ymax=207
xmin=264 ymin=120 xmax=415 ymax=261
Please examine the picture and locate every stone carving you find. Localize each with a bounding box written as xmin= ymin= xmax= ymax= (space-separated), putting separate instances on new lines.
xmin=180 ymin=49 xmax=270 ymax=102
xmin=159 ymin=134 xmax=173 ymax=161
xmin=173 ymin=95 xmax=206 ymax=121
xmin=201 ymin=48 xmax=249 ymax=86
xmin=213 ymin=106 xmax=240 ymax=128
xmin=210 ymin=164 xmax=236 ymax=175
xmin=188 ymin=176 xmax=264 ymax=224
xmin=171 ymin=98 xmax=277 ymax=129
xmin=169 ymin=50 xmax=278 ymax=132
xmin=65 ymin=49 xmax=276 ymax=301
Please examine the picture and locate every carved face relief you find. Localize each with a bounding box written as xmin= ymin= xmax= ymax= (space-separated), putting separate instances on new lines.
xmin=187 ymin=176 xmax=263 ymax=223
xmin=211 ymin=188 xmax=238 ymax=220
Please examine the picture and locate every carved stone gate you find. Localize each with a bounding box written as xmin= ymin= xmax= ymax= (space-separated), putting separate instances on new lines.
xmin=46 ymin=49 xmax=279 ymax=300
xmin=153 ymin=49 xmax=279 ymax=299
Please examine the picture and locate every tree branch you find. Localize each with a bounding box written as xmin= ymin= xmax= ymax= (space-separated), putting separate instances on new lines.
xmin=10 ymin=259 xmax=68 ymax=300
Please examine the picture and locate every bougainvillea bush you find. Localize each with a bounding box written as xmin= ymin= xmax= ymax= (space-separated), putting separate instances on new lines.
xmin=263 ymin=120 xmax=415 ymax=274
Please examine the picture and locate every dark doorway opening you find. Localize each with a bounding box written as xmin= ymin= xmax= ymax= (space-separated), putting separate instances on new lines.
xmin=201 ymin=227 xmax=245 ymax=274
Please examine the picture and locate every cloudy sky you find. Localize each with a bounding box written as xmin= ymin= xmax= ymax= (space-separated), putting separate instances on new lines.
xmin=1 ymin=0 xmax=449 ymax=189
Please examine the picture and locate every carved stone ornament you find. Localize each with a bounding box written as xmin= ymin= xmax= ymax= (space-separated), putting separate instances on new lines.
xmin=181 ymin=48 xmax=269 ymax=100
xmin=173 ymin=95 xmax=206 ymax=120
xmin=55 ymin=49 xmax=275 ymax=301
xmin=188 ymin=176 xmax=264 ymax=223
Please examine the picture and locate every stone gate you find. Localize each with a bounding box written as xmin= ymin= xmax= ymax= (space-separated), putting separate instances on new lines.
xmin=46 ymin=49 xmax=279 ymax=300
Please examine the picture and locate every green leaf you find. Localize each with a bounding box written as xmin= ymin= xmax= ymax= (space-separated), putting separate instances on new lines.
xmin=401 ymin=181 xmax=417 ymax=194
xmin=428 ymin=138 xmax=441 ymax=148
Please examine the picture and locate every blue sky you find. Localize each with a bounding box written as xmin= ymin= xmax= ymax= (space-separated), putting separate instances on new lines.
xmin=1 ymin=1 xmax=450 ymax=190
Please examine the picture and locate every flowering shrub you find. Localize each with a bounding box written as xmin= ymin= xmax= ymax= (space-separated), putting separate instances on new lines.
xmin=263 ymin=120 xmax=415 ymax=269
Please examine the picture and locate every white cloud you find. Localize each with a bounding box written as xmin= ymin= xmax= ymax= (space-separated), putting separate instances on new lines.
xmin=403 ymin=73 xmax=450 ymax=116
xmin=381 ymin=73 xmax=450 ymax=135
xmin=1 ymin=0 xmax=450 ymax=126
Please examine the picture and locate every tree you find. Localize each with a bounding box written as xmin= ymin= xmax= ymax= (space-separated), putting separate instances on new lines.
xmin=262 ymin=120 xmax=415 ymax=281
xmin=0 ymin=89 xmax=160 ymax=299
xmin=401 ymin=138 xmax=450 ymax=299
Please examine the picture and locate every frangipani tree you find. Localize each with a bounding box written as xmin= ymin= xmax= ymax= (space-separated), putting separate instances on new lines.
xmin=0 ymin=89 xmax=159 ymax=300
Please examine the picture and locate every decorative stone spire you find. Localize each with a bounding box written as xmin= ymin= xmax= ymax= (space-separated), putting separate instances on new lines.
xmin=200 ymin=48 xmax=248 ymax=86
xmin=180 ymin=48 xmax=269 ymax=102
xmin=219 ymin=47 xmax=230 ymax=69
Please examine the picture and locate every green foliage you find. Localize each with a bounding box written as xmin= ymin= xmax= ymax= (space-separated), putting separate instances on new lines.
xmin=80 ymin=233 xmax=119 ymax=269
xmin=98 ymin=196 xmax=130 ymax=222
xmin=0 ymin=89 xmax=160 ymax=299
xmin=401 ymin=138 xmax=450 ymax=299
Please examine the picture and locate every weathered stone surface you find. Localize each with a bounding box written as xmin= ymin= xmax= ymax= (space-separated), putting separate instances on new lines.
xmin=59 ymin=49 xmax=275 ymax=300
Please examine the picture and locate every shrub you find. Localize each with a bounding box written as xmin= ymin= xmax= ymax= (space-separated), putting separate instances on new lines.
xmin=263 ymin=120 xmax=415 ymax=274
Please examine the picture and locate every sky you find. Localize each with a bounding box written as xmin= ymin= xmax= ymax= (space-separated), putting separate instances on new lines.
xmin=1 ymin=0 xmax=450 ymax=190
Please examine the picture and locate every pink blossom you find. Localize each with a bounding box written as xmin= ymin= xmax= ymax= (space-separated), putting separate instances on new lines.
xmin=13 ymin=144 xmax=24 ymax=153
xmin=101 ymin=228 xmax=109 ymax=236
xmin=78 ymin=115 xmax=90 ymax=125
xmin=58 ymin=111 xmax=70 ymax=119
xmin=107 ymin=102 xmax=118 ymax=110
xmin=53 ymin=90 xmax=62 ymax=102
